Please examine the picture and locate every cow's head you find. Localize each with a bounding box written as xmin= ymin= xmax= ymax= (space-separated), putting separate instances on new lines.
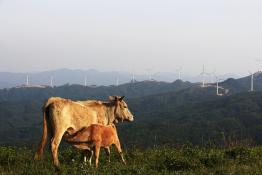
xmin=109 ymin=96 xmax=134 ymax=123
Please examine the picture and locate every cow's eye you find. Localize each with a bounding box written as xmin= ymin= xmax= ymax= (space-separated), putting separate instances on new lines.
xmin=124 ymin=106 xmax=127 ymax=108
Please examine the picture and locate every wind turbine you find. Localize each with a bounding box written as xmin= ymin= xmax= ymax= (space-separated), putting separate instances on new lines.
xmin=176 ymin=67 xmax=183 ymax=80
xmin=26 ymin=75 xmax=29 ymax=86
xmin=200 ymin=65 xmax=208 ymax=87
xmin=216 ymin=76 xmax=224 ymax=96
xmin=131 ymin=72 xmax=135 ymax=83
xmin=255 ymin=58 xmax=262 ymax=72
xmin=146 ymin=68 xmax=153 ymax=81
xmin=248 ymin=71 xmax=254 ymax=92
xmin=84 ymin=76 xmax=87 ymax=87
xmin=50 ymin=76 xmax=54 ymax=88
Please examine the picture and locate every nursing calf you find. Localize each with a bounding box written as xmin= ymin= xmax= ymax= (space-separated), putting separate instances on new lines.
xmin=64 ymin=124 xmax=126 ymax=168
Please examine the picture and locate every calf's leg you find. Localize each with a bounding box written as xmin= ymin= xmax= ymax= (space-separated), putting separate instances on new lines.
xmin=94 ymin=145 xmax=101 ymax=168
xmin=104 ymin=147 xmax=111 ymax=162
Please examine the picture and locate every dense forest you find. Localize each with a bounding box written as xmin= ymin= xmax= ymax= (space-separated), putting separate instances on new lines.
xmin=1 ymin=74 xmax=262 ymax=148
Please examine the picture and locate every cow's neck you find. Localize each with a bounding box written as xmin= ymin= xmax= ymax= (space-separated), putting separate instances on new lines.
xmin=104 ymin=102 xmax=116 ymax=125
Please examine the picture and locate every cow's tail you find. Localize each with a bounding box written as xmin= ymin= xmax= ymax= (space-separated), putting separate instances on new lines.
xmin=34 ymin=109 xmax=48 ymax=161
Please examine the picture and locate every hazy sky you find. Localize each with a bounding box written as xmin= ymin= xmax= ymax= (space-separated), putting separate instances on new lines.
xmin=0 ymin=0 xmax=262 ymax=76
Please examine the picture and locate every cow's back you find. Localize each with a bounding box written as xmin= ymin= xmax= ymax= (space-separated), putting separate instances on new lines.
xmin=46 ymin=98 xmax=104 ymax=133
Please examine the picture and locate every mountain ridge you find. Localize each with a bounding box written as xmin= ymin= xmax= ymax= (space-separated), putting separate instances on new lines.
xmin=0 ymin=68 xmax=239 ymax=89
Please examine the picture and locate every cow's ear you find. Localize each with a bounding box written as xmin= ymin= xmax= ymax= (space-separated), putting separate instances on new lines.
xmin=119 ymin=96 xmax=125 ymax=101
xmin=114 ymin=96 xmax=118 ymax=101
xmin=109 ymin=96 xmax=115 ymax=101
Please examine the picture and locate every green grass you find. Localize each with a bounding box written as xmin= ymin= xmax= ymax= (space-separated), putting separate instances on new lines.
xmin=0 ymin=145 xmax=262 ymax=175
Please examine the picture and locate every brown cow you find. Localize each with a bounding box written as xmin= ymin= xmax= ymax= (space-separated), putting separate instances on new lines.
xmin=34 ymin=96 xmax=134 ymax=167
xmin=64 ymin=124 xmax=126 ymax=168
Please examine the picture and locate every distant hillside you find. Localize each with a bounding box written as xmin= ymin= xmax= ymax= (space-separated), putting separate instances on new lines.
xmin=0 ymin=68 xmax=239 ymax=89
xmin=0 ymin=69 xmax=127 ymax=88
xmin=221 ymin=72 xmax=262 ymax=94
xmin=0 ymin=80 xmax=192 ymax=102
xmin=0 ymin=69 xmax=181 ymax=88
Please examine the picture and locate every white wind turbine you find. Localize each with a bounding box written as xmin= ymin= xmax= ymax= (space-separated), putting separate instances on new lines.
xmin=200 ymin=65 xmax=208 ymax=87
xmin=176 ymin=67 xmax=183 ymax=80
xmin=50 ymin=76 xmax=54 ymax=88
xmin=215 ymin=76 xmax=224 ymax=96
xmin=26 ymin=75 xmax=29 ymax=86
xmin=255 ymin=58 xmax=262 ymax=72
xmin=131 ymin=72 xmax=135 ymax=83
xmin=248 ymin=71 xmax=254 ymax=92
xmin=146 ymin=68 xmax=153 ymax=81
xmin=84 ymin=76 xmax=87 ymax=87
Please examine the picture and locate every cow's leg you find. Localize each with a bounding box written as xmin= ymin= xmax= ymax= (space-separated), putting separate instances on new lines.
xmin=114 ymin=141 xmax=126 ymax=164
xmin=88 ymin=150 xmax=93 ymax=166
xmin=104 ymin=147 xmax=111 ymax=162
xmin=50 ymin=131 xmax=64 ymax=167
xmin=94 ymin=145 xmax=101 ymax=168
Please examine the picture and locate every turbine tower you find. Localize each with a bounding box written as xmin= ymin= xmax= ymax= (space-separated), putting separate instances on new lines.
xmin=84 ymin=76 xmax=87 ymax=87
xmin=146 ymin=68 xmax=153 ymax=81
xmin=50 ymin=76 xmax=54 ymax=88
xmin=216 ymin=77 xmax=224 ymax=96
xmin=131 ymin=72 xmax=135 ymax=83
xmin=249 ymin=71 xmax=254 ymax=92
xmin=255 ymin=58 xmax=262 ymax=72
xmin=26 ymin=75 xmax=29 ymax=86
xmin=176 ymin=67 xmax=182 ymax=80
xmin=200 ymin=65 xmax=208 ymax=87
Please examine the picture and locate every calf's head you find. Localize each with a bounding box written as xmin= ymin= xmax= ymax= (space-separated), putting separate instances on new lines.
xmin=109 ymin=96 xmax=134 ymax=123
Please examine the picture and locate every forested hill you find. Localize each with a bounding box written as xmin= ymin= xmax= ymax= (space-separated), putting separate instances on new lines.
xmin=122 ymin=91 xmax=262 ymax=147
xmin=1 ymin=75 xmax=262 ymax=148
xmin=0 ymin=80 xmax=193 ymax=145
xmin=221 ymin=71 xmax=262 ymax=94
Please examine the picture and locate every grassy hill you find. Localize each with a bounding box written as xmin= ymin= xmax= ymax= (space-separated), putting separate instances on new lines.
xmin=1 ymin=145 xmax=262 ymax=175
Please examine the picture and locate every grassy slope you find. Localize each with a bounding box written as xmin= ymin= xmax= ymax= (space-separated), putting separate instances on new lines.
xmin=0 ymin=146 xmax=262 ymax=175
